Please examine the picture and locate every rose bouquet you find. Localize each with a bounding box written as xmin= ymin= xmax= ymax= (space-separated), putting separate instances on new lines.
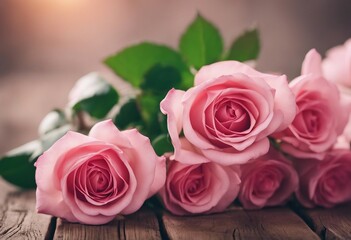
xmin=1 ymin=14 xmax=351 ymax=225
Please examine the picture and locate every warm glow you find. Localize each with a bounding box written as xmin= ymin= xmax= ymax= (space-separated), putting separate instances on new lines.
xmin=49 ymin=0 xmax=87 ymax=8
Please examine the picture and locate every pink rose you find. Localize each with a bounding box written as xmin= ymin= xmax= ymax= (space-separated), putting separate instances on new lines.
xmin=295 ymin=149 xmax=351 ymax=208
xmin=323 ymin=39 xmax=351 ymax=88
xmin=322 ymin=39 xmax=351 ymax=149
xmin=333 ymin=109 xmax=351 ymax=149
xmin=161 ymin=61 xmax=296 ymax=165
xmin=275 ymin=49 xmax=349 ymax=160
xmin=158 ymin=138 xmax=241 ymax=215
xmin=35 ymin=120 xmax=166 ymax=225
xmin=238 ymin=146 xmax=298 ymax=209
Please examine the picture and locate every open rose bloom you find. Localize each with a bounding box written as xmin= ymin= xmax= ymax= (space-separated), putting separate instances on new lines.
xmin=239 ymin=146 xmax=298 ymax=209
xmin=323 ymin=39 xmax=351 ymax=89
xmin=158 ymin=138 xmax=241 ymax=215
xmin=161 ymin=61 xmax=296 ymax=165
xmin=35 ymin=120 xmax=165 ymax=225
xmin=295 ymin=150 xmax=351 ymax=208
xmin=274 ymin=50 xmax=349 ymax=160
xmin=322 ymin=39 xmax=351 ymax=149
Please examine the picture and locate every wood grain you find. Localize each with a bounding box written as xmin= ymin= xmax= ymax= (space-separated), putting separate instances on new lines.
xmin=0 ymin=178 xmax=15 ymax=220
xmin=0 ymin=189 xmax=53 ymax=240
xmin=54 ymin=207 xmax=161 ymax=240
xmin=162 ymin=207 xmax=320 ymax=240
xmin=296 ymin=203 xmax=351 ymax=240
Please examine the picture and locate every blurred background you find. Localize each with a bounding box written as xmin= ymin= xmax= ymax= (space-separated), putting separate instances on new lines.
xmin=1 ymin=0 xmax=351 ymax=154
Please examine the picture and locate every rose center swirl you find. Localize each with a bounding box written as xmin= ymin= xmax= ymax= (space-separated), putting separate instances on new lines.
xmin=215 ymin=101 xmax=250 ymax=132
xmin=302 ymin=110 xmax=320 ymax=134
xmin=89 ymin=169 xmax=109 ymax=192
xmin=74 ymin=157 xmax=128 ymax=203
xmin=253 ymin=169 xmax=282 ymax=198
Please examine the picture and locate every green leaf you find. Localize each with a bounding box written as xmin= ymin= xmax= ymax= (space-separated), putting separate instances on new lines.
xmin=40 ymin=125 xmax=71 ymax=151
xmin=137 ymin=93 xmax=163 ymax=139
xmin=114 ymin=99 xmax=142 ymax=130
xmin=0 ymin=125 xmax=71 ymax=189
xmin=38 ymin=109 xmax=67 ymax=136
xmin=159 ymin=113 xmax=168 ymax=134
xmin=71 ymin=73 xmax=119 ymax=119
xmin=178 ymin=71 xmax=194 ymax=90
xmin=152 ymin=134 xmax=174 ymax=156
xmin=226 ymin=28 xmax=260 ymax=62
xmin=141 ymin=65 xmax=182 ymax=93
xmin=179 ymin=14 xmax=223 ymax=70
xmin=0 ymin=140 xmax=41 ymax=188
xmin=0 ymin=154 xmax=37 ymax=189
xmin=105 ymin=42 xmax=191 ymax=88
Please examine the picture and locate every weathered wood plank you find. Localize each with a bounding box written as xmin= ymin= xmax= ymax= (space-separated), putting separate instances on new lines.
xmin=0 ymin=189 xmax=54 ymax=240
xmin=0 ymin=178 xmax=15 ymax=202
xmin=121 ymin=207 xmax=162 ymax=240
xmin=54 ymin=207 xmax=161 ymax=240
xmin=296 ymin=203 xmax=351 ymax=240
xmin=162 ymin=206 xmax=319 ymax=240
xmin=0 ymin=178 xmax=16 ymax=220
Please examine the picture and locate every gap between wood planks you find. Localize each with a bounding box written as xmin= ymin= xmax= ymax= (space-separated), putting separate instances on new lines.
xmin=290 ymin=200 xmax=351 ymax=240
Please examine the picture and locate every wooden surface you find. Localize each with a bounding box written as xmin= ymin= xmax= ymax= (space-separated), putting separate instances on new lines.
xmin=0 ymin=179 xmax=350 ymax=240
xmin=53 ymin=207 xmax=161 ymax=240
xmin=162 ymin=207 xmax=319 ymax=240
xmin=296 ymin=203 xmax=351 ymax=240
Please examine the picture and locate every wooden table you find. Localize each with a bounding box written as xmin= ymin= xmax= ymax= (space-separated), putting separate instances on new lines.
xmin=0 ymin=179 xmax=350 ymax=240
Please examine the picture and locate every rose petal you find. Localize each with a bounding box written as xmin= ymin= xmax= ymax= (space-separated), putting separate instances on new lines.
xmin=301 ymin=49 xmax=323 ymax=75
xmin=70 ymin=149 xmax=137 ymax=216
xmin=35 ymin=131 xmax=95 ymax=221
xmin=89 ymin=120 xmax=132 ymax=149
xmin=295 ymin=150 xmax=351 ymax=208
xmin=173 ymin=138 xmax=210 ymax=164
xmin=200 ymin=137 xmax=270 ymax=165
xmin=210 ymin=165 xmax=241 ymax=212
xmin=160 ymin=155 xmax=240 ymax=215
xmin=263 ymin=74 xmax=297 ymax=132
xmin=194 ymin=61 xmax=264 ymax=86
xmin=322 ymin=39 xmax=351 ymax=88
xmin=239 ymin=147 xmax=298 ymax=209
xmin=160 ymin=89 xmax=187 ymax=160
xmin=121 ymin=129 xmax=165 ymax=214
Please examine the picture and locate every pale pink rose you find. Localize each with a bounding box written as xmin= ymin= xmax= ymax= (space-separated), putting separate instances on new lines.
xmin=322 ymin=39 xmax=351 ymax=149
xmin=161 ymin=61 xmax=296 ymax=165
xmin=323 ymin=39 xmax=351 ymax=88
xmin=333 ymin=113 xmax=351 ymax=152
xmin=158 ymin=138 xmax=241 ymax=215
xmin=333 ymin=133 xmax=351 ymax=149
xmin=275 ymin=49 xmax=349 ymax=160
xmin=332 ymin=92 xmax=351 ymax=149
xmin=238 ymin=146 xmax=298 ymax=209
xmin=35 ymin=120 xmax=166 ymax=225
xmin=295 ymin=149 xmax=351 ymax=208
